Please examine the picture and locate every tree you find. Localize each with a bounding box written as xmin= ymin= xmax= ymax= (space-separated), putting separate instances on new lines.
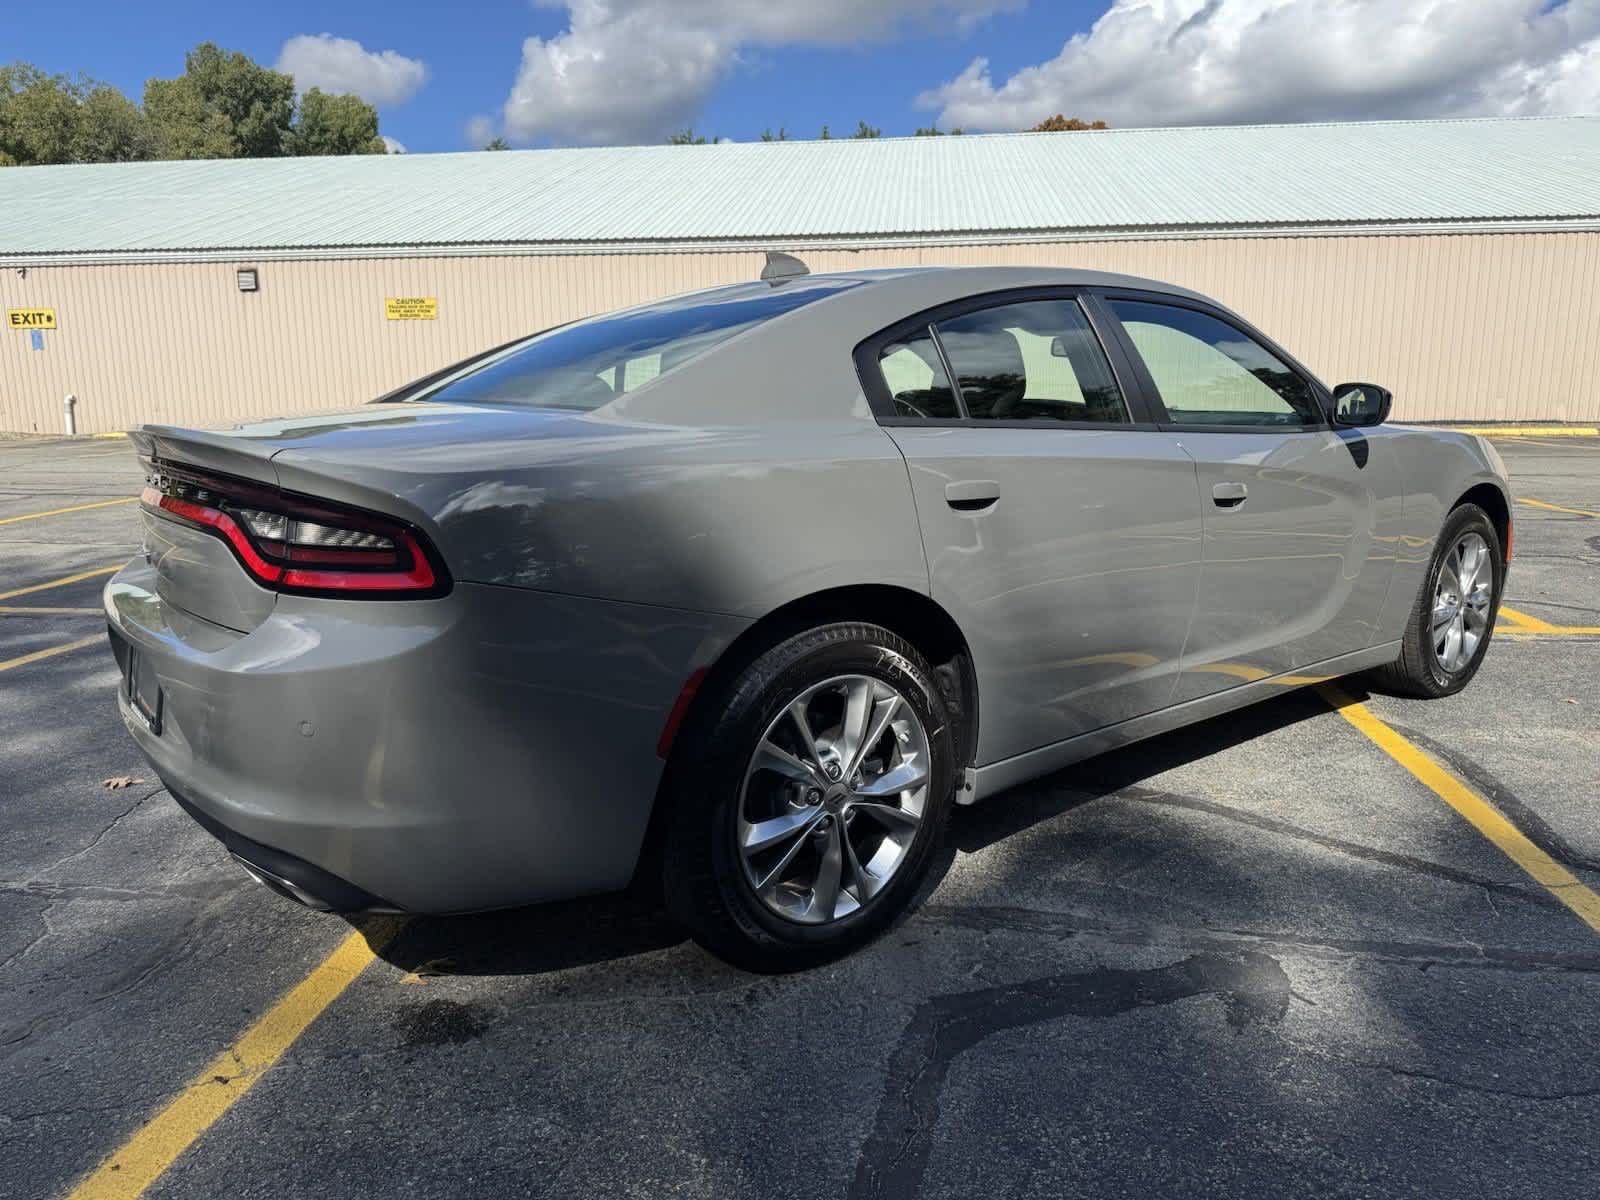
xmin=819 ymin=124 xmax=831 ymax=140
xmin=914 ymin=124 xmax=964 ymax=136
xmin=850 ymin=120 xmax=881 ymax=139
xmin=667 ymin=128 xmax=710 ymax=145
xmin=145 ymin=43 xmax=296 ymax=159
xmin=290 ymin=87 xmax=384 ymax=155
xmin=1028 ymin=114 xmax=1107 ymax=132
xmin=760 ymin=127 xmax=788 ymax=142
xmin=0 ymin=63 xmax=155 ymax=166
xmin=483 ymin=136 xmax=510 ymax=151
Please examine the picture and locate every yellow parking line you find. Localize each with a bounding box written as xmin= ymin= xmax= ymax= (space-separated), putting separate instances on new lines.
xmin=1448 ymin=426 xmax=1600 ymax=437
xmin=1495 ymin=605 xmax=1600 ymax=636
xmin=67 ymin=921 xmax=401 ymax=1200
xmin=1517 ymin=497 xmax=1599 ymax=518
xmin=0 ymin=563 xmax=122 ymax=602
xmin=0 ymin=635 xmax=103 ymax=673
xmin=1321 ymin=685 xmax=1600 ymax=935
xmin=0 ymin=497 xmax=135 ymax=525
xmin=0 ymin=605 xmax=104 ymax=615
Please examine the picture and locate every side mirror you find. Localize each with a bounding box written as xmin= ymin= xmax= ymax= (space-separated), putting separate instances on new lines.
xmin=1332 ymin=382 xmax=1391 ymax=428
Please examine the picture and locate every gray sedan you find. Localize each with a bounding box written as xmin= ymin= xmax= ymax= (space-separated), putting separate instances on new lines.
xmin=105 ymin=263 xmax=1511 ymax=970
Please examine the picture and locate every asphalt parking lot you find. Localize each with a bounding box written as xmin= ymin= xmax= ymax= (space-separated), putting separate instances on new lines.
xmin=2 ymin=433 xmax=1597 ymax=1200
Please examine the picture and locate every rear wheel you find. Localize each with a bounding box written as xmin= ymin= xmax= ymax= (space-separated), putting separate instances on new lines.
xmin=1371 ymin=503 xmax=1503 ymax=698
xmin=662 ymin=623 xmax=955 ymax=972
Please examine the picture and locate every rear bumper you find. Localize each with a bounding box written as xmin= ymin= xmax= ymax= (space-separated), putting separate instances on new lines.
xmin=105 ymin=560 xmax=747 ymax=912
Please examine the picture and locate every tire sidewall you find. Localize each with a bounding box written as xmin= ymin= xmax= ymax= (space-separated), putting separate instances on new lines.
xmin=1418 ymin=506 xmax=1503 ymax=692
xmin=690 ymin=627 xmax=954 ymax=961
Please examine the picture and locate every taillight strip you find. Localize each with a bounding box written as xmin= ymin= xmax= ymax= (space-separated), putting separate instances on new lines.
xmin=143 ymin=488 xmax=285 ymax=584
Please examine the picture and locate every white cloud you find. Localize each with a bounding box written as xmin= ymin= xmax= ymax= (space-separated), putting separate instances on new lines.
xmin=465 ymin=114 xmax=498 ymax=148
xmin=921 ymin=0 xmax=1600 ymax=131
xmin=277 ymin=34 xmax=429 ymax=107
xmin=381 ymin=135 xmax=408 ymax=154
xmin=501 ymin=0 xmax=1023 ymax=145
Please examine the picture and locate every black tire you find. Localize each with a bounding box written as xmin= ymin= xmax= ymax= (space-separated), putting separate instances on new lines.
xmin=1370 ymin=502 xmax=1504 ymax=699
xmin=661 ymin=622 xmax=955 ymax=972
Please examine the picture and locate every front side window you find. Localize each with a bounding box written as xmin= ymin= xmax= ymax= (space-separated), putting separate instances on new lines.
xmin=420 ymin=277 xmax=860 ymax=411
xmin=932 ymin=300 xmax=1127 ymax=423
xmin=1108 ymin=300 xmax=1320 ymax=428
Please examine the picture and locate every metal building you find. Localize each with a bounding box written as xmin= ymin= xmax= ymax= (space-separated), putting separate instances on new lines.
xmin=2 ymin=115 xmax=1598 ymax=435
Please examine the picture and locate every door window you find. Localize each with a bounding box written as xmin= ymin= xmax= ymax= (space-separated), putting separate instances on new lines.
xmin=933 ymin=300 xmax=1128 ymax=423
xmin=1108 ymin=300 xmax=1320 ymax=428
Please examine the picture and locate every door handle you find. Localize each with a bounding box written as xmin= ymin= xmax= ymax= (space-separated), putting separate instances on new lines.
xmin=945 ymin=480 xmax=1000 ymax=512
xmin=1211 ymin=481 xmax=1248 ymax=508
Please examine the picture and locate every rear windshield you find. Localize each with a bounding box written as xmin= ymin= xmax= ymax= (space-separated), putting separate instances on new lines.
xmin=416 ymin=278 xmax=860 ymax=411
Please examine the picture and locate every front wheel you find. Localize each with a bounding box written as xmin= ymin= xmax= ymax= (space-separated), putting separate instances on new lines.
xmin=662 ymin=623 xmax=955 ymax=972
xmin=1370 ymin=502 xmax=1504 ymax=698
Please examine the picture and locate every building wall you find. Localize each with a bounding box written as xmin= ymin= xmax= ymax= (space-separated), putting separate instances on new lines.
xmin=3 ymin=230 xmax=1597 ymax=435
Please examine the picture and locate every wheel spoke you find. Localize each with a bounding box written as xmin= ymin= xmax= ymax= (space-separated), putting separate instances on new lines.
xmin=1441 ymin=612 xmax=1464 ymax=669
xmin=849 ymin=800 xmax=921 ymax=835
xmin=854 ymin=758 xmax=928 ymax=798
xmin=846 ymin=692 xmax=902 ymax=778
xmin=753 ymin=741 xmax=823 ymax=786
xmin=842 ymin=829 xmax=882 ymax=903
xmin=809 ymin=822 xmax=844 ymax=921
xmin=753 ymin=819 xmax=819 ymax=892
xmin=1431 ymin=601 xmax=1456 ymax=632
xmin=743 ymin=807 xmax=821 ymax=854
xmin=835 ymin=679 xmax=875 ymax=774
xmin=786 ymin=698 xmax=825 ymax=767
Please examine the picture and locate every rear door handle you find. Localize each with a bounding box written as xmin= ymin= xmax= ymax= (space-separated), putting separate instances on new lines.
xmin=945 ymin=480 xmax=1001 ymax=512
xmin=1211 ymin=481 xmax=1248 ymax=508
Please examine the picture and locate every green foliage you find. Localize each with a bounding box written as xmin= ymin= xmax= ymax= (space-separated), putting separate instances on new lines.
xmin=850 ymin=120 xmax=881 ymax=139
xmin=145 ymin=42 xmax=295 ymax=159
xmin=1 ymin=42 xmax=390 ymax=166
xmin=290 ymin=87 xmax=384 ymax=156
xmin=483 ymin=137 xmax=511 ymax=151
xmin=759 ymin=127 xmax=788 ymax=142
xmin=819 ymin=124 xmax=831 ymax=140
xmin=0 ymin=62 xmax=155 ymax=165
xmin=666 ymin=128 xmax=710 ymax=145
xmin=914 ymin=124 xmax=964 ymax=136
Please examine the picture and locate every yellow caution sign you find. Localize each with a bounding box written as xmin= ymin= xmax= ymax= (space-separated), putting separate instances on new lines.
xmin=7 ymin=308 xmax=57 ymax=330
xmin=385 ymin=297 xmax=438 ymax=321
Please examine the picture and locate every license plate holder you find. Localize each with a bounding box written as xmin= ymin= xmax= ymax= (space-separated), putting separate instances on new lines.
xmin=123 ymin=646 xmax=164 ymax=736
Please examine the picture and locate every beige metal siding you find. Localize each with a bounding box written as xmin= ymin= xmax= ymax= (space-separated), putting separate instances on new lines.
xmin=3 ymin=232 xmax=1596 ymax=435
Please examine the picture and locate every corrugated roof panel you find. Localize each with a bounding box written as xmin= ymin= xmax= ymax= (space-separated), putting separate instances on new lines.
xmin=2 ymin=115 xmax=1598 ymax=255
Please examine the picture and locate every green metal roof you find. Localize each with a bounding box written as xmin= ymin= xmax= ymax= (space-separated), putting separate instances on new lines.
xmin=2 ymin=116 xmax=1598 ymax=259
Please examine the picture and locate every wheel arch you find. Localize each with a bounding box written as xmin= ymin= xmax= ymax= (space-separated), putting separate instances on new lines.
xmin=631 ymin=584 xmax=978 ymax=891
xmin=1454 ymin=481 xmax=1512 ymax=558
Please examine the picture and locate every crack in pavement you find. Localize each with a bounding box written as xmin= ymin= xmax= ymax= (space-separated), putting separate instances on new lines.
xmin=922 ymin=904 xmax=1600 ymax=976
xmin=848 ymin=952 xmax=1291 ymax=1200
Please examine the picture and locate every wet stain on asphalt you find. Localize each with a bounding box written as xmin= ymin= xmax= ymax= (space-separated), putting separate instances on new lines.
xmin=394 ymin=1000 xmax=491 ymax=1048
xmin=848 ymin=952 xmax=1291 ymax=1200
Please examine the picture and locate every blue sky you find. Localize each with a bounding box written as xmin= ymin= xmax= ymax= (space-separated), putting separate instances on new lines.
xmin=5 ymin=1 xmax=1597 ymax=153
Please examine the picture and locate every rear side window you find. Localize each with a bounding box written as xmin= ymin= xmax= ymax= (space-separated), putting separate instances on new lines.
xmin=877 ymin=331 xmax=959 ymax=419
xmin=1108 ymin=299 xmax=1320 ymax=428
xmin=420 ymin=278 xmax=860 ymax=411
xmin=932 ymin=300 xmax=1127 ymax=423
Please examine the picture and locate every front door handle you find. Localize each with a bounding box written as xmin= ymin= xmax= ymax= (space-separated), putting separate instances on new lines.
xmin=945 ymin=480 xmax=1001 ymax=512
xmin=1211 ymin=481 xmax=1248 ymax=508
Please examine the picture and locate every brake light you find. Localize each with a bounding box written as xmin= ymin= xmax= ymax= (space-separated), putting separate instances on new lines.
xmin=140 ymin=461 xmax=448 ymax=598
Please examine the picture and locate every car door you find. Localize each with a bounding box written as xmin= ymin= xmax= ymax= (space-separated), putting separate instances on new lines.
xmin=1097 ymin=293 xmax=1398 ymax=704
xmin=856 ymin=289 xmax=1205 ymax=767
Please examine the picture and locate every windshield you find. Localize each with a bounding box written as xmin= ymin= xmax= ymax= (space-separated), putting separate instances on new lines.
xmin=416 ymin=277 xmax=860 ymax=411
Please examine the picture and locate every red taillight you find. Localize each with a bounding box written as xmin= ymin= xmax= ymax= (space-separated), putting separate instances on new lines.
xmin=140 ymin=462 xmax=448 ymax=598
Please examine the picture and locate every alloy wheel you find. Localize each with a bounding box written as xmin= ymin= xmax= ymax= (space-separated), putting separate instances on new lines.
xmin=737 ymin=674 xmax=931 ymax=925
xmin=1432 ymin=531 xmax=1493 ymax=673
